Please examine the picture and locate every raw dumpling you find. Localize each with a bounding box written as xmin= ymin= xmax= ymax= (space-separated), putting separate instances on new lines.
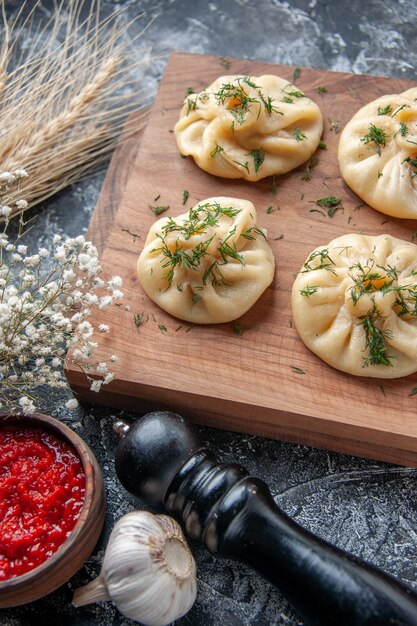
xmin=137 ymin=197 xmax=275 ymax=324
xmin=338 ymin=88 xmax=417 ymax=218
xmin=291 ymin=233 xmax=417 ymax=378
xmin=174 ymin=74 xmax=323 ymax=181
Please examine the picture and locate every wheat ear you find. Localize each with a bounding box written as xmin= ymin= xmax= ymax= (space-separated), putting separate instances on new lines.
xmin=0 ymin=0 xmax=154 ymax=217
xmin=6 ymin=56 xmax=119 ymax=170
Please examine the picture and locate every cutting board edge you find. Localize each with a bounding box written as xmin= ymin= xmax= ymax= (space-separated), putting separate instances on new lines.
xmin=67 ymin=371 xmax=417 ymax=468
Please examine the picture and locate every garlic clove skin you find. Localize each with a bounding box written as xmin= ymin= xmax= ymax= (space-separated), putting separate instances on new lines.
xmin=73 ymin=511 xmax=197 ymax=626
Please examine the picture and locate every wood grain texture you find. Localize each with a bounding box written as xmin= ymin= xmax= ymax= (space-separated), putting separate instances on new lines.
xmin=66 ymin=52 xmax=417 ymax=468
xmin=0 ymin=413 xmax=105 ymax=608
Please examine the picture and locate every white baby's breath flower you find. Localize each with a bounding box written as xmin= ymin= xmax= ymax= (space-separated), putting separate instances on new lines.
xmin=14 ymin=169 xmax=29 ymax=178
xmin=110 ymin=354 xmax=118 ymax=362
xmin=96 ymin=362 xmax=108 ymax=375
xmin=90 ymin=379 xmax=103 ymax=392
xmin=18 ymin=396 xmax=36 ymax=415
xmin=0 ymin=172 xmax=15 ymax=183
xmin=108 ymin=275 xmax=123 ymax=289
xmin=85 ymin=293 xmax=98 ymax=304
xmin=111 ymin=289 xmax=124 ymax=300
xmin=0 ymin=205 xmax=12 ymax=217
xmin=0 ymin=171 xmax=122 ymax=414
xmin=54 ymin=245 xmax=67 ymax=261
xmin=65 ymin=398 xmax=79 ymax=410
xmin=99 ymin=295 xmax=113 ymax=310
xmin=93 ymin=278 xmax=105 ymax=289
xmin=16 ymin=199 xmax=28 ymax=210
xmin=23 ymin=254 xmax=40 ymax=267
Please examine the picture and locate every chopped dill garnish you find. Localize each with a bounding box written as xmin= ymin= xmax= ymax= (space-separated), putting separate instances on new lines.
xmin=301 ymin=155 xmax=318 ymax=181
xmin=262 ymin=94 xmax=283 ymax=115
xmin=409 ymin=386 xmax=417 ymax=397
xmin=293 ymin=128 xmax=307 ymax=142
xmin=302 ymin=248 xmax=336 ymax=274
xmin=153 ymin=201 xmax=241 ymax=287
xmin=377 ymin=104 xmax=392 ymax=115
xmin=122 ymin=227 xmax=140 ymax=242
xmin=359 ymin=305 xmax=393 ymax=368
xmin=220 ymin=56 xmax=231 ymax=69
xmin=402 ymin=156 xmax=417 ymax=177
xmin=249 ymin=148 xmax=265 ymax=174
xmin=314 ymin=85 xmax=327 ymax=93
xmin=232 ymin=321 xmax=243 ymax=335
xmin=213 ymin=77 xmax=261 ymax=125
xmin=361 ymin=123 xmax=388 ymax=156
xmin=292 ymin=67 xmax=301 ymax=82
xmin=210 ymin=143 xmax=224 ymax=158
xmin=291 ymin=366 xmax=305 ymax=374
xmin=186 ymin=87 xmax=195 ymax=96
xmin=319 ymin=140 xmax=327 ymax=149
xmin=241 ymin=225 xmax=266 ymax=240
xmin=266 ymin=205 xmax=275 ymax=214
xmin=192 ymin=294 xmax=202 ymax=305
xmin=312 ymin=196 xmax=343 ymax=217
xmin=391 ymin=103 xmax=410 ymax=117
xmin=158 ymin=324 xmax=168 ymax=333
xmin=149 ymin=204 xmax=169 ymax=215
xmin=328 ymin=118 xmax=340 ymax=133
xmin=348 ymin=86 xmax=358 ymax=99
xmin=233 ymin=159 xmax=250 ymax=174
xmin=186 ymin=93 xmax=199 ymax=115
xmin=300 ymin=285 xmax=319 ymax=297
xmin=218 ymin=227 xmax=245 ymax=264
xmin=154 ymin=193 xmax=161 ymax=201
xmin=134 ymin=312 xmax=145 ymax=327
xmin=182 ymin=190 xmax=189 ymax=205
xmin=282 ymin=86 xmax=305 ymax=99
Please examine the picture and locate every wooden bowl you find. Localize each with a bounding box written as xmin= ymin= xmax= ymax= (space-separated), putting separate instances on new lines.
xmin=0 ymin=411 xmax=106 ymax=608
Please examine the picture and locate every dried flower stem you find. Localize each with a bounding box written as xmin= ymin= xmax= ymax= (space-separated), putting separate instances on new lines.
xmin=0 ymin=0 xmax=153 ymax=214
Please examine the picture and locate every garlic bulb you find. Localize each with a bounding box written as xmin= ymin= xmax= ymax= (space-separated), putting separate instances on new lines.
xmin=72 ymin=510 xmax=197 ymax=626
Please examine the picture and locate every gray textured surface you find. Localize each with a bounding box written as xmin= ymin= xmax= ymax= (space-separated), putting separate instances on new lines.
xmin=2 ymin=0 xmax=417 ymax=625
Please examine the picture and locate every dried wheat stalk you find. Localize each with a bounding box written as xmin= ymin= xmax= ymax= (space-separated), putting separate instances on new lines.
xmin=0 ymin=0 xmax=154 ymax=216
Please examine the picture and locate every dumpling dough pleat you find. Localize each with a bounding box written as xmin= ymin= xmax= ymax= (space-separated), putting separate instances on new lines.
xmin=137 ymin=197 xmax=275 ymax=324
xmin=174 ymin=75 xmax=323 ymax=181
xmin=338 ymin=88 xmax=417 ymax=218
xmin=292 ymin=233 xmax=417 ymax=378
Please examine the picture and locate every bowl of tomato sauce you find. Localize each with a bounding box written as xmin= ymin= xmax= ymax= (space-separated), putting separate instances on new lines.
xmin=0 ymin=411 xmax=105 ymax=607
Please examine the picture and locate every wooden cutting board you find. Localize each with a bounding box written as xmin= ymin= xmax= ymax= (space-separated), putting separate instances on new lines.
xmin=66 ymin=52 xmax=417 ymax=467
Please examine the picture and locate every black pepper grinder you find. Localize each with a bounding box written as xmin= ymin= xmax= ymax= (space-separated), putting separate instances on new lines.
xmin=114 ymin=411 xmax=417 ymax=626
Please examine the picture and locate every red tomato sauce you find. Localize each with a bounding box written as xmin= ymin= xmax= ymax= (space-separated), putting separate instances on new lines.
xmin=0 ymin=427 xmax=86 ymax=581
